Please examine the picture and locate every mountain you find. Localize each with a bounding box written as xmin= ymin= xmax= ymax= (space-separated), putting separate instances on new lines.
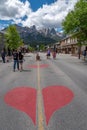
xmin=1 ymin=24 xmax=63 ymax=46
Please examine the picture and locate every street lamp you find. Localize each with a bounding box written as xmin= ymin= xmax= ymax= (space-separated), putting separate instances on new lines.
xmin=37 ymin=45 xmax=39 ymax=52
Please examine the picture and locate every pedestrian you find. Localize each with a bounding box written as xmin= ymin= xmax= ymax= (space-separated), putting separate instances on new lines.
xmin=36 ymin=53 xmax=40 ymax=61
xmin=83 ymin=49 xmax=86 ymax=60
xmin=46 ymin=48 xmax=51 ymax=59
xmin=52 ymin=51 xmax=56 ymax=59
xmin=19 ymin=51 xmax=24 ymax=71
xmin=12 ymin=49 xmax=19 ymax=72
xmin=1 ymin=49 xmax=6 ymax=63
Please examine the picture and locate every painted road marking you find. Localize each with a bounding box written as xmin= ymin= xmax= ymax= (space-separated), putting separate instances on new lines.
xmin=37 ymin=61 xmax=45 ymax=130
xmin=4 ymin=62 xmax=74 ymax=127
xmin=28 ymin=64 xmax=49 ymax=68
xmin=42 ymin=86 xmax=74 ymax=125
xmin=4 ymin=87 xmax=37 ymax=125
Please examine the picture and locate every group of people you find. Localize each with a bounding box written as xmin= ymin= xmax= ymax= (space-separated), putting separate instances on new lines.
xmin=1 ymin=48 xmax=24 ymax=72
xmin=13 ymin=49 xmax=24 ymax=72
xmin=1 ymin=47 xmax=57 ymax=72
xmin=46 ymin=48 xmax=57 ymax=59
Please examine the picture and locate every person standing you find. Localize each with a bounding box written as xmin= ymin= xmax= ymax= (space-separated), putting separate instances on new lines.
xmin=13 ymin=50 xmax=19 ymax=72
xmin=1 ymin=49 xmax=6 ymax=63
xmin=83 ymin=49 xmax=86 ymax=60
xmin=52 ymin=51 xmax=56 ymax=59
xmin=19 ymin=51 xmax=24 ymax=71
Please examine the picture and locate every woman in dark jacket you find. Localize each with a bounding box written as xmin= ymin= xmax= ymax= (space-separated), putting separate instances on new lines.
xmin=19 ymin=51 xmax=24 ymax=71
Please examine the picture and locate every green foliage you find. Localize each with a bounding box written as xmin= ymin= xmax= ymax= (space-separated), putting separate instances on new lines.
xmin=39 ymin=44 xmax=45 ymax=51
xmin=62 ymin=0 xmax=87 ymax=43
xmin=5 ymin=25 xmax=22 ymax=50
xmin=28 ymin=45 xmax=35 ymax=52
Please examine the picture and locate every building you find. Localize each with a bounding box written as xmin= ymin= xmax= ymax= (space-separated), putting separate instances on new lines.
xmin=55 ymin=35 xmax=86 ymax=55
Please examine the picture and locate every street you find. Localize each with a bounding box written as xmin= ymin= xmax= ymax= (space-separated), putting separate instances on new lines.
xmin=0 ymin=53 xmax=87 ymax=130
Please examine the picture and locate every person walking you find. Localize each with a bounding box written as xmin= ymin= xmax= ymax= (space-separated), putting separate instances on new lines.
xmin=46 ymin=48 xmax=51 ymax=59
xmin=13 ymin=50 xmax=19 ymax=72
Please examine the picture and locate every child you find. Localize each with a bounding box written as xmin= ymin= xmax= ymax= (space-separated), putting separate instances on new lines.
xmin=36 ymin=53 xmax=40 ymax=61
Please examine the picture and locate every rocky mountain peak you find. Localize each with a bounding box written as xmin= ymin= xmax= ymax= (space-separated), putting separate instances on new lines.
xmin=1 ymin=24 xmax=63 ymax=45
xmin=50 ymin=28 xmax=56 ymax=35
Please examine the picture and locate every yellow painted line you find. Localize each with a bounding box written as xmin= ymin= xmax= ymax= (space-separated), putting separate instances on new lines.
xmin=37 ymin=61 xmax=44 ymax=130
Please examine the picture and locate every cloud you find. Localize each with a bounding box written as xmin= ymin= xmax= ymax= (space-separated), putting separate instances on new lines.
xmin=0 ymin=0 xmax=32 ymax=20
xmin=22 ymin=0 xmax=78 ymax=29
xmin=0 ymin=0 xmax=78 ymax=30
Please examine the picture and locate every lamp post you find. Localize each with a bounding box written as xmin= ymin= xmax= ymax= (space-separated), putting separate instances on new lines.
xmin=37 ymin=45 xmax=39 ymax=52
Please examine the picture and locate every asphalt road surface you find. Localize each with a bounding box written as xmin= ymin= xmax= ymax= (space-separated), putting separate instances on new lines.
xmin=0 ymin=53 xmax=87 ymax=130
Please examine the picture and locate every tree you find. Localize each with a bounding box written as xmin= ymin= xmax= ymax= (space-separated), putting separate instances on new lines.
xmin=62 ymin=0 xmax=87 ymax=59
xmin=5 ymin=25 xmax=22 ymax=50
xmin=28 ymin=45 xmax=35 ymax=52
xmin=39 ymin=44 xmax=45 ymax=51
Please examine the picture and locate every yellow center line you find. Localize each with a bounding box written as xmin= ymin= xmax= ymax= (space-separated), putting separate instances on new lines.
xmin=37 ymin=61 xmax=44 ymax=130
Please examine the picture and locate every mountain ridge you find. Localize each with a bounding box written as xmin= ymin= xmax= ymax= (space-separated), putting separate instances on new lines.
xmin=1 ymin=24 xmax=64 ymax=46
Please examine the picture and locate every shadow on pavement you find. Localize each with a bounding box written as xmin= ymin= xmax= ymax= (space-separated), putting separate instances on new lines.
xmin=22 ymin=69 xmax=32 ymax=72
xmin=0 ymin=59 xmax=2 ymax=62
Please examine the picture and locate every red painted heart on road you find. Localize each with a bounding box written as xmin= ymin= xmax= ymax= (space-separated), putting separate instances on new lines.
xmin=42 ymin=86 xmax=74 ymax=125
xmin=4 ymin=87 xmax=37 ymax=125
xmin=4 ymin=86 xmax=74 ymax=125
xmin=28 ymin=64 xmax=49 ymax=68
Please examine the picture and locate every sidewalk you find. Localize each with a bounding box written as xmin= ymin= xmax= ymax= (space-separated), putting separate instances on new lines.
xmin=58 ymin=53 xmax=87 ymax=61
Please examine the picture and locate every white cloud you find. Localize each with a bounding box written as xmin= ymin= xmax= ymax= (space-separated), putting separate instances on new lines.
xmin=0 ymin=0 xmax=32 ymax=20
xmin=0 ymin=0 xmax=78 ymax=30
xmin=22 ymin=0 xmax=78 ymax=29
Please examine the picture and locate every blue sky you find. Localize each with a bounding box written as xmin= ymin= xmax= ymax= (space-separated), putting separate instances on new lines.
xmin=0 ymin=0 xmax=78 ymax=31
xmin=21 ymin=0 xmax=56 ymax=11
